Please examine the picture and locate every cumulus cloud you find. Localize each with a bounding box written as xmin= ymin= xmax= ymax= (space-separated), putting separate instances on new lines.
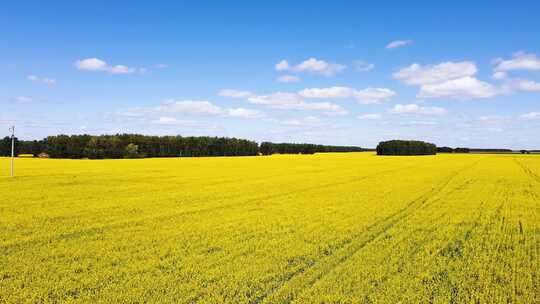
xmin=504 ymin=79 xmax=540 ymax=93
xmin=352 ymin=60 xmax=375 ymax=72
xmin=393 ymin=61 xmax=477 ymax=85
xmin=275 ymin=60 xmax=289 ymax=71
xmin=114 ymin=99 xmax=263 ymax=121
xmin=220 ymin=89 xmax=349 ymax=115
xmin=154 ymin=117 xmax=193 ymax=125
xmin=281 ymin=116 xmax=321 ymax=126
xmin=386 ymin=40 xmax=413 ymax=49
xmin=275 ymin=58 xmax=346 ymax=76
xmin=218 ymin=89 xmax=254 ymax=99
xmin=27 ymin=75 xmax=56 ymax=85
xmin=109 ymin=65 xmax=136 ymax=74
xmin=394 ymin=61 xmax=501 ymax=99
xmin=492 ymin=71 xmax=508 ymax=80
xmin=74 ymin=57 xmax=139 ymax=74
xmin=277 ymin=75 xmax=300 ymax=83
xmin=358 ymin=114 xmax=382 ymax=120
xmin=478 ymin=115 xmax=507 ymax=123
xmin=354 ymin=88 xmax=397 ymax=104
xmin=299 ymin=87 xmax=353 ymax=99
xmin=226 ymin=108 xmax=265 ymax=119
xmin=75 ymin=58 xmax=108 ymax=71
xmin=298 ymin=86 xmax=396 ymax=104
xmin=390 ymin=104 xmax=447 ymax=115
xmin=418 ymin=76 xmax=500 ymax=99
xmin=493 ymin=52 xmax=540 ymax=75
xmin=156 ymin=117 xmax=178 ymax=124
xmin=248 ymin=92 xmax=348 ymax=115
xmin=520 ymin=112 xmax=540 ymax=120
xmin=14 ymin=96 xmax=33 ymax=103
xmin=157 ymin=100 xmax=223 ymax=116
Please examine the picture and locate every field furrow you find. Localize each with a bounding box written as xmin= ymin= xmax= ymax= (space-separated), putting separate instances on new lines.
xmin=1 ymin=153 xmax=538 ymax=303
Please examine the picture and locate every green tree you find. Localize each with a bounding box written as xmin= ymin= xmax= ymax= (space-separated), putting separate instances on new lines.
xmin=124 ymin=143 xmax=140 ymax=158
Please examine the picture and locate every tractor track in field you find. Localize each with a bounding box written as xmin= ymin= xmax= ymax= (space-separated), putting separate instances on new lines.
xmin=513 ymin=157 xmax=540 ymax=184
xmin=0 ymin=161 xmax=427 ymax=254
xmin=254 ymin=160 xmax=482 ymax=304
xmin=357 ymin=184 xmax=486 ymax=301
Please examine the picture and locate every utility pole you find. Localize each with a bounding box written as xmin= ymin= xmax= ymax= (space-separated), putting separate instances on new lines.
xmin=9 ymin=126 xmax=14 ymax=177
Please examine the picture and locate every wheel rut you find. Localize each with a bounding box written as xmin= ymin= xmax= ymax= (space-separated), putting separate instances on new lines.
xmin=255 ymin=160 xmax=481 ymax=304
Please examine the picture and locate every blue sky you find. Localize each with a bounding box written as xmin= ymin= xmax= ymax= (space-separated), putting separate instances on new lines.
xmin=1 ymin=1 xmax=540 ymax=148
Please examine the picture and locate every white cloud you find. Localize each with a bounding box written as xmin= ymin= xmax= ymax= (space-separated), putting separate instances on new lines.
xmin=298 ymin=86 xmax=396 ymax=104
xmin=352 ymin=60 xmax=375 ymax=72
xmin=354 ymin=88 xmax=396 ymax=104
xmin=492 ymin=71 xmax=507 ymax=80
xmin=404 ymin=121 xmax=438 ymax=126
xmin=393 ymin=61 xmax=477 ymax=85
xmin=493 ymin=52 xmax=540 ymax=73
xmin=418 ymin=76 xmax=500 ymax=99
xmin=155 ymin=117 xmax=182 ymax=125
xmin=74 ymin=57 xmax=137 ymax=74
xmin=158 ymin=100 xmax=224 ymax=116
xmin=14 ymin=96 xmax=33 ymax=103
xmin=275 ymin=60 xmax=289 ymax=71
xmin=277 ymin=58 xmax=346 ymax=76
xmin=390 ymin=104 xmax=447 ymax=115
xmin=157 ymin=117 xmax=177 ymax=123
xmin=248 ymin=92 xmax=348 ymax=115
xmin=154 ymin=64 xmax=169 ymax=69
xmin=27 ymin=75 xmax=56 ymax=85
xmin=299 ymin=87 xmax=354 ymax=99
xmin=281 ymin=116 xmax=321 ymax=126
xmin=520 ymin=112 xmax=540 ymax=120
xmin=110 ymin=65 xmax=136 ymax=74
xmin=505 ymin=79 xmax=540 ymax=92
xmin=478 ymin=115 xmax=505 ymax=123
xmin=220 ymin=89 xmax=349 ymax=115
xmin=358 ymin=114 xmax=382 ymax=120
xmin=386 ymin=40 xmax=413 ymax=49
xmin=218 ymin=89 xmax=254 ymax=98
xmin=394 ymin=61 xmax=502 ymax=100
xmin=75 ymin=58 xmax=108 ymax=71
xmin=114 ymin=99 xmax=264 ymax=121
xmin=277 ymin=75 xmax=300 ymax=83
xmin=226 ymin=108 xmax=264 ymax=119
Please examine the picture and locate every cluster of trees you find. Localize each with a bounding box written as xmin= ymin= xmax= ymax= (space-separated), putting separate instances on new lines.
xmin=0 ymin=137 xmax=18 ymax=156
xmin=0 ymin=134 xmax=364 ymax=159
xmin=436 ymin=147 xmax=471 ymax=153
xmin=436 ymin=147 xmax=515 ymax=153
xmin=259 ymin=142 xmax=363 ymax=155
xmin=377 ymin=140 xmax=437 ymax=156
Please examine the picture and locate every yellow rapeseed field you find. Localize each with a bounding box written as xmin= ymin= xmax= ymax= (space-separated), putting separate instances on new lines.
xmin=1 ymin=153 xmax=539 ymax=303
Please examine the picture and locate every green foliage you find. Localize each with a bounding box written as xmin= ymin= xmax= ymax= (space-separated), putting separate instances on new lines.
xmin=259 ymin=141 xmax=363 ymax=155
xmin=0 ymin=136 xmax=17 ymax=156
xmin=377 ymin=140 xmax=437 ymax=155
xmin=437 ymin=146 xmax=454 ymax=153
xmin=11 ymin=134 xmax=363 ymax=159
xmin=124 ymin=143 xmax=140 ymax=158
xmin=454 ymin=147 xmax=471 ymax=153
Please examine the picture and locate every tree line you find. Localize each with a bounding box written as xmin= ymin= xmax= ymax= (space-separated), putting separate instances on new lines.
xmin=377 ymin=140 xmax=437 ymax=155
xmin=259 ymin=142 xmax=364 ymax=155
xmin=436 ymin=147 xmax=515 ymax=153
xmin=0 ymin=134 xmax=364 ymax=159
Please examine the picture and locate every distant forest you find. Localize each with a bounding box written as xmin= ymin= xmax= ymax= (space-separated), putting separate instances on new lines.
xmin=377 ymin=140 xmax=437 ymax=156
xmin=0 ymin=134 xmax=364 ymax=159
